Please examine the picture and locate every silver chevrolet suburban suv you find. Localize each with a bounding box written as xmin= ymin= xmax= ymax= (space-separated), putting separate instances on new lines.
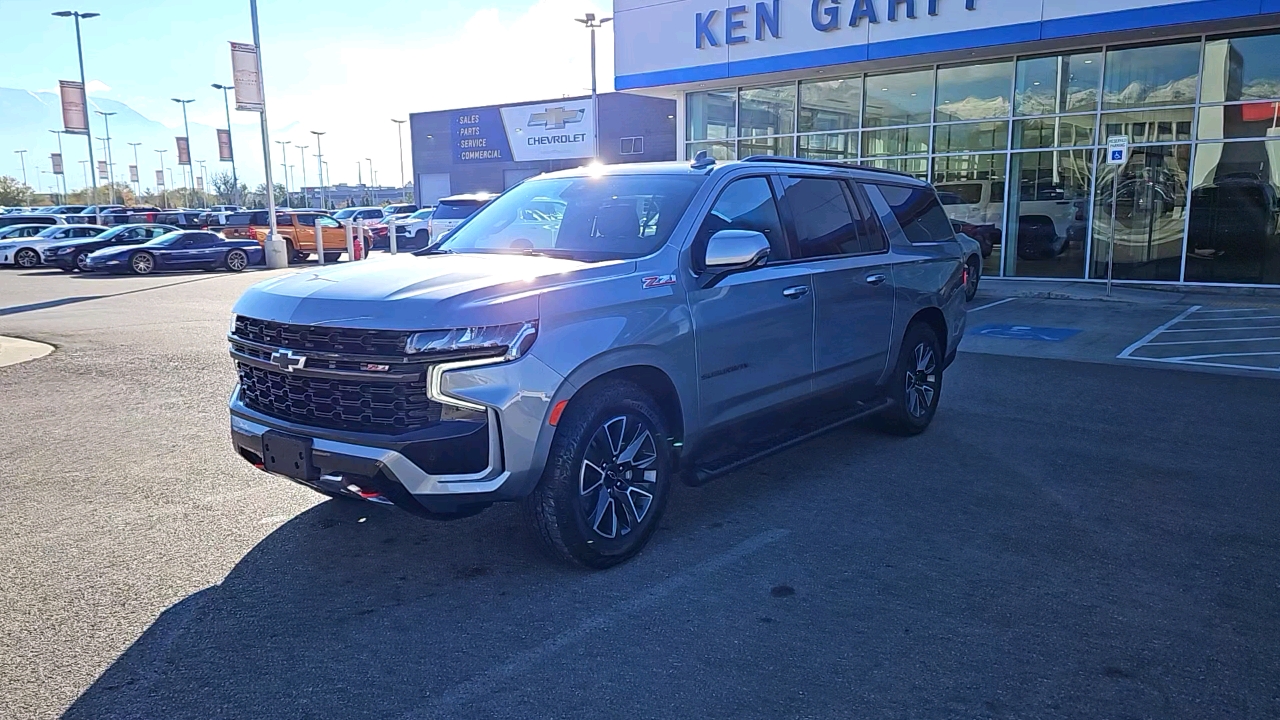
xmin=228 ymin=156 xmax=967 ymax=568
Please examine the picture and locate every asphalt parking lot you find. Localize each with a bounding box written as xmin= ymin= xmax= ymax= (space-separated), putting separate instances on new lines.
xmin=1 ymin=266 xmax=1278 ymax=719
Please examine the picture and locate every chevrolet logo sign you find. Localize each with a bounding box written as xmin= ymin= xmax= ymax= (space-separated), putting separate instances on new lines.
xmin=270 ymin=348 xmax=307 ymax=373
xmin=528 ymin=106 xmax=585 ymax=130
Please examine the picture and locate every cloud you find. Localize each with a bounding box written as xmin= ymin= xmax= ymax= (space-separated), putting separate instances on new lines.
xmin=85 ymin=80 xmax=111 ymax=94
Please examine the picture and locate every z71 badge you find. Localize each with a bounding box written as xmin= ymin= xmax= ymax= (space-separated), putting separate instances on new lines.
xmin=642 ymin=274 xmax=677 ymax=289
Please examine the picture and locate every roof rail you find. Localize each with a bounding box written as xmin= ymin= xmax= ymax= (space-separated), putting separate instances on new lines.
xmin=740 ymin=155 xmax=916 ymax=179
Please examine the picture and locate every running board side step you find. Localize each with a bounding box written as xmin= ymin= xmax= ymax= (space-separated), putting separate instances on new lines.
xmin=682 ymin=398 xmax=893 ymax=487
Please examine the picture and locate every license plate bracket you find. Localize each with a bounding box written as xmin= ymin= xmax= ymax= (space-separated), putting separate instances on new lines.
xmin=262 ymin=431 xmax=317 ymax=481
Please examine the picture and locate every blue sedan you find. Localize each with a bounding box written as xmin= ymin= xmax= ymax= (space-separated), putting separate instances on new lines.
xmin=85 ymin=230 xmax=264 ymax=274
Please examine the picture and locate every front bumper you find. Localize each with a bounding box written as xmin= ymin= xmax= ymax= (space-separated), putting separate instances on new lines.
xmin=228 ymin=352 xmax=567 ymax=517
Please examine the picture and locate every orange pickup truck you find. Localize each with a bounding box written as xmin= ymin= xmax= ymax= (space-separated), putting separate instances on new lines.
xmin=222 ymin=210 xmax=348 ymax=262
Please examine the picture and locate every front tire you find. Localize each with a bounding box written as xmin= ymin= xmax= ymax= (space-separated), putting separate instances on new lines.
xmin=523 ymin=381 xmax=673 ymax=569
xmin=876 ymin=323 xmax=944 ymax=436
xmin=224 ymin=249 xmax=249 ymax=272
xmin=129 ymin=251 xmax=155 ymax=275
xmin=13 ymin=248 xmax=39 ymax=268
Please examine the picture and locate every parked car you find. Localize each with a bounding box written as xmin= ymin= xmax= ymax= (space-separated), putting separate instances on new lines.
xmin=85 ymin=229 xmax=262 ymax=274
xmin=0 ymin=213 xmax=66 ymax=228
xmin=66 ymin=205 xmax=125 ymax=224
xmin=0 ymin=224 xmax=108 ymax=268
xmin=390 ymin=207 xmax=434 ymax=249
xmin=949 ymin=217 xmax=995 ymax=258
xmin=226 ymin=156 xmax=966 ymax=568
xmin=332 ymin=206 xmax=386 ymax=227
xmin=223 ymin=209 xmax=347 ymax=263
xmin=382 ymin=203 xmax=418 ymax=217
xmin=955 ymin=232 xmax=983 ymax=301
xmin=0 ymin=225 xmax=51 ymax=259
xmin=428 ymin=193 xmax=495 ymax=239
xmin=209 ymin=205 xmax=242 ymax=213
xmin=42 ymin=223 xmax=178 ymax=272
xmin=32 ymin=204 xmax=89 ymax=216
xmin=145 ymin=210 xmax=208 ymax=230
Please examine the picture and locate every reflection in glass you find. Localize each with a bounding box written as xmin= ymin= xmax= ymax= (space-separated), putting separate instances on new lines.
xmin=1006 ymin=150 xmax=1093 ymax=278
xmin=687 ymin=90 xmax=736 ymax=141
xmin=935 ymin=60 xmax=1013 ymax=122
xmin=799 ymin=77 xmax=862 ymax=132
xmin=864 ymin=69 xmax=934 ymax=127
xmin=737 ymin=135 xmax=794 ymax=157
xmin=1015 ymin=52 xmax=1102 ymax=116
xmin=1197 ymin=103 xmax=1280 ymax=140
xmin=1101 ymin=109 xmax=1194 ymax=143
xmin=1013 ymin=115 xmax=1096 ymax=149
xmin=862 ymin=126 xmax=930 ymax=157
xmin=798 ymin=132 xmax=858 ymax=161
xmin=864 ymin=157 xmax=929 ymax=179
xmin=1091 ymin=144 xmax=1190 ymax=281
xmin=739 ymin=84 xmax=796 ymax=137
xmin=1103 ymin=42 xmax=1200 ymax=110
xmin=934 ymin=153 xmax=1007 ymax=277
xmin=1186 ymin=140 xmax=1280 ymax=284
xmin=1201 ymin=32 xmax=1280 ymax=103
xmin=686 ymin=141 xmax=736 ymax=162
xmin=934 ymin=121 xmax=1009 ymax=153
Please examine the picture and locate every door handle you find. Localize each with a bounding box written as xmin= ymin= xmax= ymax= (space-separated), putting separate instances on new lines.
xmin=782 ymin=285 xmax=810 ymax=299
xmin=865 ymin=273 xmax=888 ymax=286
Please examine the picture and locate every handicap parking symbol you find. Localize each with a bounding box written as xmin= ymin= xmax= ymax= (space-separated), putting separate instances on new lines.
xmin=969 ymin=324 xmax=1081 ymax=342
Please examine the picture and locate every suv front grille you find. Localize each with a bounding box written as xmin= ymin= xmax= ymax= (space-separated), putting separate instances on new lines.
xmin=236 ymin=363 xmax=442 ymax=433
xmin=233 ymin=316 xmax=412 ymax=357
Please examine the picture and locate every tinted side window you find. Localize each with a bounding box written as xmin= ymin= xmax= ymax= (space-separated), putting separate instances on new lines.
xmin=697 ymin=176 xmax=787 ymax=259
xmin=434 ymin=202 xmax=483 ymax=220
xmin=849 ymin=183 xmax=889 ymax=253
xmin=871 ymin=183 xmax=955 ymax=243
xmin=780 ymin=176 xmax=861 ymax=258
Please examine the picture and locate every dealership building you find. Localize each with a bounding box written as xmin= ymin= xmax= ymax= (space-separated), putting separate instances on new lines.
xmin=409 ymin=92 xmax=676 ymax=205
xmin=614 ymin=0 xmax=1280 ymax=287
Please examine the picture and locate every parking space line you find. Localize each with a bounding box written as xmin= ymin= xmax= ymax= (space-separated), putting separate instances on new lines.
xmin=1130 ymin=353 xmax=1280 ymax=374
xmin=1195 ymin=307 xmax=1264 ymax=313
xmin=1117 ymin=305 xmax=1201 ymax=359
xmin=969 ymin=297 xmax=1017 ymax=312
xmin=1146 ymin=335 xmax=1280 ymax=346
xmin=1161 ymin=325 xmax=1280 ymax=333
xmin=1174 ymin=315 xmax=1280 ymax=323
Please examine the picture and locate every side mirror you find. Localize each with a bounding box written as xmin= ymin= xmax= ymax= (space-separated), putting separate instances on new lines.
xmin=703 ymin=229 xmax=770 ymax=271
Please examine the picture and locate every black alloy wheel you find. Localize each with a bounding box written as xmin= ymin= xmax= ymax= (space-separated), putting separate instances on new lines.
xmin=577 ymin=414 xmax=661 ymax=542
xmin=876 ymin=323 xmax=944 ymax=436
xmin=965 ymin=256 xmax=981 ymax=302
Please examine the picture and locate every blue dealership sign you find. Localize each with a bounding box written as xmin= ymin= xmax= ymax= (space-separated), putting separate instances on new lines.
xmin=452 ymin=107 xmax=512 ymax=163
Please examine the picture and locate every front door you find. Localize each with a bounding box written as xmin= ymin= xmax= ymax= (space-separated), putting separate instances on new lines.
xmin=688 ymin=175 xmax=815 ymax=432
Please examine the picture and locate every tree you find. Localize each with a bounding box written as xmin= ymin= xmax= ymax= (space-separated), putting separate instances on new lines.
xmin=0 ymin=176 xmax=34 ymax=206
xmin=210 ymin=172 xmax=247 ymax=205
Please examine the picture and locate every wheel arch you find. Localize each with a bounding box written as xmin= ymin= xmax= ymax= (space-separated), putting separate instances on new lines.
xmin=567 ymin=365 xmax=685 ymax=448
xmin=14 ymin=246 xmax=41 ymax=265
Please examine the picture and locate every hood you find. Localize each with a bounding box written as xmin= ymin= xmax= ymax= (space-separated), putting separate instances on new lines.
xmin=233 ymin=252 xmax=632 ymax=331
xmin=89 ymin=243 xmax=148 ymax=258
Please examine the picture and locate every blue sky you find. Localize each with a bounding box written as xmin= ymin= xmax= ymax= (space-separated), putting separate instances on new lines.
xmin=1 ymin=0 xmax=614 ymax=188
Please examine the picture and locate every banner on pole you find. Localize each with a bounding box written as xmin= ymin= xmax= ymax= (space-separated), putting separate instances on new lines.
xmin=129 ymin=165 xmax=139 ymax=183
xmin=176 ymin=137 xmax=191 ymax=165
xmin=51 ymin=153 xmax=64 ymax=175
xmin=196 ymin=176 xmax=204 ymax=191
xmin=217 ymin=129 xmax=233 ymax=161
xmin=156 ymin=169 xmax=166 ymax=187
xmin=59 ymin=80 xmax=89 ymax=135
xmin=230 ymin=42 xmax=265 ymax=111
xmin=97 ymin=160 xmax=108 ymax=180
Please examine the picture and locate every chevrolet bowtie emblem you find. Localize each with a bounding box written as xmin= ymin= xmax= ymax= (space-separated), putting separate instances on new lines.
xmin=270 ymin=348 xmax=307 ymax=372
xmin=528 ymin=106 xmax=585 ymax=130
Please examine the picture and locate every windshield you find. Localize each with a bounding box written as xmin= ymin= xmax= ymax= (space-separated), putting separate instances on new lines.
xmin=333 ymin=208 xmax=359 ymax=220
xmin=407 ymin=209 xmax=434 ymax=220
xmin=434 ymin=175 xmax=705 ymax=261
xmin=143 ymin=231 xmax=185 ymax=247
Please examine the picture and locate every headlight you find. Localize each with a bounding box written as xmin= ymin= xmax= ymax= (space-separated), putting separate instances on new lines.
xmin=58 ymin=247 xmax=76 ymax=254
xmin=405 ymin=321 xmax=537 ymax=360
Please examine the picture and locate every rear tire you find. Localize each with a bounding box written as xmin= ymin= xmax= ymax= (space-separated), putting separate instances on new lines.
xmin=964 ymin=256 xmax=981 ymax=302
xmin=876 ymin=323 xmax=944 ymax=436
xmin=13 ymin=248 xmax=39 ymax=268
xmin=324 ymin=252 xmax=342 ymax=264
xmin=522 ymin=381 xmax=673 ymax=569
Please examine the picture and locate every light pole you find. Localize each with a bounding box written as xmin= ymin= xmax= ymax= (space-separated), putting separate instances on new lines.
xmin=78 ymin=159 xmax=88 ymax=193
xmin=171 ymin=98 xmax=195 ymax=201
xmin=14 ymin=150 xmax=27 ymax=186
xmin=94 ymin=109 xmax=116 ymax=202
xmin=275 ymin=140 xmax=291 ymax=207
xmin=50 ymin=130 xmax=69 ymax=198
xmin=365 ymin=157 xmax=374 ymax=204
xmin=310 ymin=130 xmax=326 ymax=210
xmin=52 ymin=10 xmax=100 ymax=206
xmin=127 ymin=142 xmax=141 ymax=199
xmin=295 ymin=144 xmax=308 ymax=206
xmin=576 ymin=13 xmax=611 ymax=160
xmin=155 ymin=148 xmax=168 ymax=208
xmin=391 ymin=118 xmax=406 ymax=200
xmin=211 ymin=83 xmax=239 ymax=205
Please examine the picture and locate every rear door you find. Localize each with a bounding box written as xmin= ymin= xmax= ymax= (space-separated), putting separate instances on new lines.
xmin=688 ymin=174 xmax=816 ymax=431
xmin=778 ymin=174 xmax=895 ymax=394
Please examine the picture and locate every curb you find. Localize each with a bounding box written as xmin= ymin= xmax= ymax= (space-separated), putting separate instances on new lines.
xmin=0 ymin=336 xmax=54 ymax=368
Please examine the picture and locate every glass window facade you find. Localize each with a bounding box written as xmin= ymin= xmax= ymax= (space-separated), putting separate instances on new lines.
xmin=684 ymin=28 xmax=1280 ymax=285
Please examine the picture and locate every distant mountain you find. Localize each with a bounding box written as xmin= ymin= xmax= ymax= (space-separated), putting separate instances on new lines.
xmin=0 ymin=87 xmax=263 ymax=190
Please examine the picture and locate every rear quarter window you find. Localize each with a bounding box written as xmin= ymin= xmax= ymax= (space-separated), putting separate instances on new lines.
xmin=870 ymin=183 xmax=956 ymax=244
xmin=433 ymin=201 xmax=484 ymax=220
